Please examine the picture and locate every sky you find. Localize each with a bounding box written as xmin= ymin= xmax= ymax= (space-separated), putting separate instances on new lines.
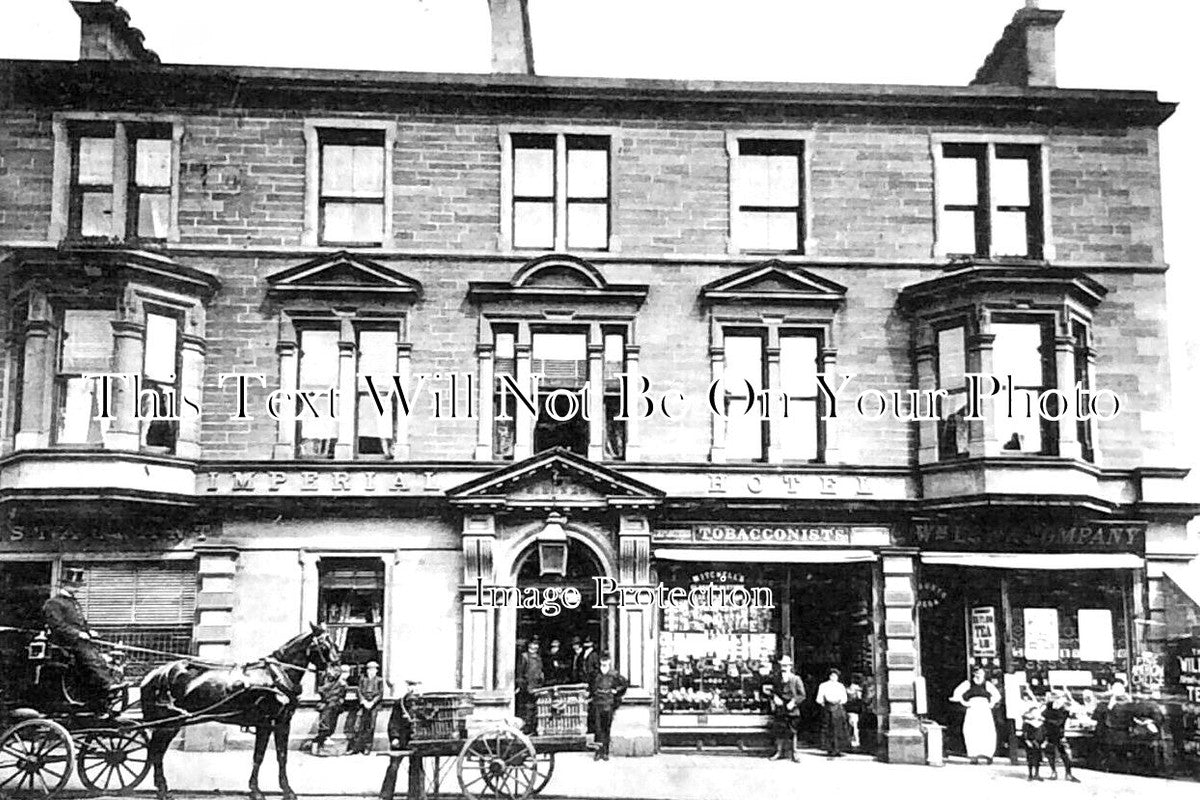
xmin=1 ymin=0 xmax=1197 ymax=494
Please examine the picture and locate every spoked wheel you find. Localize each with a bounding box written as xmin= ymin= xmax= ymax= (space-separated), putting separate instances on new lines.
xmin=527 ymin=752 xmax=554 ymax=796
xmin=0 ymin=719 xmax=75 ymax=797
xmin=76 ymin=728 xmax=151 ymax=794
xmin=457 ymin=727 xmax=540 ymax=800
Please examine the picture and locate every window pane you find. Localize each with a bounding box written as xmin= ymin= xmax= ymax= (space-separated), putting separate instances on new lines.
xmin=81 ymin=192 xmax=114 ymax=237
xmin=144 ymin=313 xmax=178 ymax=384
xmin=61 ymin=310 xmax=115 ymax=374
xmin=735 ymin=154 xmax=769 ymax=204
xmin=77 ymin=137 xmax=113 ymax=185
xmin=134 ymin=139 xmax=172 ymax=187
xmin=942 ymin=209 xmax=977 ymax=255
xmin=358 ymin=329 xmax=397 ymax=379
xmin=351 ymin=146 xmax=385 ymax=197
xmin=941 ymin=155 xmax=979 ymax=206
xmin=137 ymin=194 xmax=170 ymax=238
xmin=58 ymin=376 xmax=108 ymax=444
xmin=992 ymin=323 xmax=1044 ymax=387
xmin=513 ymin=146 xmax=554 ymax=197
xmin=993 ymin=156 xmax=1031 ymax=207
xmin=321 ymin=144 xmax=354 ymax=195
xmin=780 ymin=335 xmax=817 ymax=395
xmin=998 ymin=395 xmax=1042 ymax=453
xmin=513 ymin=201 xmax=554 ymax=248
xmin=357 ymin=392 xmax=393 ymax=454
xmin=938 ymin=392 xmax=969 ymax=459
xmin=567 ymin=147 xmax=607 ymax=199
xmin=603 ymin=333 xmax=624 ymax=365
xmin=725 ymin=403 xmax=762 ymax=460
xmin=763 ymin=211 xmax=799 ymax=251
xmin=936 ymin=326 xmax=966 ymax=388
xmin=992 ymin=210 xmax=1029 ymax=257
xmin=494 ymin=331 xmax=515 ymax=360
xmin=777 ymin=399 xmax=817 ymax=461
xmin=299 ymin=329 xmax=340 ymax=391
xmin=322 ymin=202 xmax=382 ymax=243
xmin=532 ymin=332 xmax=586 ymax=361
xmin=723 ymin=335 xmax=762 ymax=391
xmin=566 ymin=202 xmax=607 ymax=249
xmin=763 ymin=155 xmax=800 ymax=206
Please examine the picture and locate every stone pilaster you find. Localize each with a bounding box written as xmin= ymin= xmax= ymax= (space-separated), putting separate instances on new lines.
xmin=461 ymin=515 xmax=497 ymax=692
xmin=1053 ymin=333 xmax=1082 ymax=459
xmin=623 ymin=345 xmax=641 ymax=461
xmin=176 ymin=334 xmax=205 ymax=459
xmin=881 ymin=551 xmax=925 ymax=764
xmin=614 ymin=515 xmax=655 ymax=756
xmin=587 ymin=343 xmax=604 ymax=461
xmin=106 ymin=318 xmax=144 ymax=451
xmin=513 ymin=343 xmax=533 ymax=460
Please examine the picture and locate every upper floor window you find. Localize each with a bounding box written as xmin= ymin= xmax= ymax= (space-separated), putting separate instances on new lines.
xmin=141 ymin=309 xmax=181 ymax=452
xmin=55 ymin=309 xmax=116 ymax=445
xmin=992 ymin=319 xmax=1055 ymax=455
xmin=319 ymin=129 xmax=386 ymax=246
xmin=356 ymin=327 xmax=399 ymax=457
xmin=296 ymin=327 xmax=339 ymax=459
xmin=62 ymin=121 xmax=176 ymax=241
xmin=303 ymin=121 xmax=395 ymax=248
xmin=938 ymin=142 xmax=1043 ymax=259
xmin=531 ymin=330 xmax=590 ymax=455
xmin=935 ymin=324 xmax=969 ymax=460
xmin=731 ymin=139 xmax=806 ymax=254
xmin=507 ymin=133 xmax=610 ymax=251
xmin=721 ymin=327 xmax=822 ymax=462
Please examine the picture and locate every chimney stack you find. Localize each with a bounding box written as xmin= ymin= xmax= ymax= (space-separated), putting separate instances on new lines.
xmin=71 ymin=0 xmax=159 ymax=63
xmin=488 ymin=0 xmax=535 ymax=75
xmin=971 ymin=1 xmax=1062 ymax=87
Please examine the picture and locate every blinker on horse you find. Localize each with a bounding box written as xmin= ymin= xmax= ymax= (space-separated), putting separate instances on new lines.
xmin=140 ymin=623 xmax=339 ymax=800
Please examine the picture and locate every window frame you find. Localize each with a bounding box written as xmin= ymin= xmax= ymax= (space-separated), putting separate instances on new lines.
xmin=714 ymin=321 xmax=826 ymax=464
xmin=303 ymin=119 xmax=396 ymax=248
xmin=933 ymin=320 xmax=970 ymax=461
xmin=1071 ymin=319 xmax=1095 ymax=463
xmin=293 ymin=322 xmax=342 ymax=460
xmin=931 ymin=133 xmax=1052 ymax=261
xmin=353 ymin=321 xmax=402 ymax=460
xmin=500 ymin=126 xmax=617 ymax=253
xmin=726 ymin=131 xmax=814 ymax=256
xmin=51 ymin=113 xmax=183 ymax=243
xmin=989 ymin=312 xmax=1058 ymax=457
xmin=51 ymin=305 xmax=118 ymax=448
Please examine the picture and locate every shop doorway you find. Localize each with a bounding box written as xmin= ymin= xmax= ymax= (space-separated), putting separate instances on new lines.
xmin=918 ymin=566 xmax=1004 ymax=755
xmin=514 ymin=539 xmax=608 ymax=683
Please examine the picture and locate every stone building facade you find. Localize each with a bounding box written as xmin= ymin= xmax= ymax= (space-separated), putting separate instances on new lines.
xmin=0 ymin=0 xmax=1194 ymax=759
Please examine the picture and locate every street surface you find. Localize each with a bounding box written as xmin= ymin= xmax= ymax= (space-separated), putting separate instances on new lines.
xmin=68 ymin=749 xmax=1198 ymax=800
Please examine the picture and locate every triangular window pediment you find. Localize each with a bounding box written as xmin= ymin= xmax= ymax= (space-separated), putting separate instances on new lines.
xmin=266 ymin=251 xmax=421 ymax=300
xmin=447 ymin=448 xmax=663 ymax=510
xmin=701 ymin=261 xmax=846 ymax=306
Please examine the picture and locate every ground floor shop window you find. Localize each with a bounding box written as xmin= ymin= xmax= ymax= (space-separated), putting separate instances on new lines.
xmin=656 ymin=561 xmax=877 ymax=752
xmin=318 ymin=557 xmax=384 ymax=685
xmin=919 ymin=566 xmax=1132 ymax=757
xmin=66 ymin=560 xmax=197 ymax=681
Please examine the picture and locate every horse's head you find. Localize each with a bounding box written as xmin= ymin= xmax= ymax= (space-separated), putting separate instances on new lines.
xmin=306 ymin=622 xmax=340 ymax=671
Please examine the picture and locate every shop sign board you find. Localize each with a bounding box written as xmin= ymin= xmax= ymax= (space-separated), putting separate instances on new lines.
xmin=970 ymin=606 xmax=997 ymax=657
xmin=1 ymin=519 xmax=214 ymax=550
xmin=653 ymin=525 xmax=890 ymax=546
xmin=1165 ymin=638 xmax=1200 ymax=758
xmin=902 ymin=518 xmax=1145 ymax=553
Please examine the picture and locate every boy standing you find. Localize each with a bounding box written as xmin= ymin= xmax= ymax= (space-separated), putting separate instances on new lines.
xmin=589 ymin=654 xmax=629 ymax=761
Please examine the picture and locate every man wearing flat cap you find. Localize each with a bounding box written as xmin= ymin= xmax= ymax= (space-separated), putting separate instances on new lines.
xmin=42 ymin=566 xmax=117 ymax=711
xmin=769 ymin=655 xmax=805 ymax=761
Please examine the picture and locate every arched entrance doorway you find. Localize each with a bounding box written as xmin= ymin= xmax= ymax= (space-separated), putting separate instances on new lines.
xmin=513 ymin=538 xmax=610 ymax=681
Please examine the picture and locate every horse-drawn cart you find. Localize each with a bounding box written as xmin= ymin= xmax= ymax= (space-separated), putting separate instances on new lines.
xmin=379 ymin=685 xmax=595 ymax=800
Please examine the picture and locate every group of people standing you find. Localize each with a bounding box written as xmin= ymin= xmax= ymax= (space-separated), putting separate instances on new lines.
xmin=515 ymin=635 xmax=628 ymax=760
xmin=309 ymin=661 xmax=387 ymax=756
xmin=951 ymin=666 xmax=1081 ymax=782
xmin=767 ymin=657 xmax=863 ymax=760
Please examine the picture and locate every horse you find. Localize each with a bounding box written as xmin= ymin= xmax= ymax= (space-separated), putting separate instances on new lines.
xmin=140 ymin=623 xmax=339 ymax=800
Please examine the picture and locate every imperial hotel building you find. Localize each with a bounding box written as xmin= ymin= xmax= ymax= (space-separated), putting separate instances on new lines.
xmin=0 ymin=0 xmax=1196 ymax=760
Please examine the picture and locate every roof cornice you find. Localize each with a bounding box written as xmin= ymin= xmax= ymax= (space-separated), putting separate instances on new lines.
xmin=0 ymin=59 xmax=1176 ymax=127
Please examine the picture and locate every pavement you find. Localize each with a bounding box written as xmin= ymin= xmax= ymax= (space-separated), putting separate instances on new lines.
xmin=59 ymin=747 xmax=1199 ymax=800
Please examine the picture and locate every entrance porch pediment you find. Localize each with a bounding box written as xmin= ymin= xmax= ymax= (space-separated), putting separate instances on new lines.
xmin=445 ymin=448 xmax=664 ymax=512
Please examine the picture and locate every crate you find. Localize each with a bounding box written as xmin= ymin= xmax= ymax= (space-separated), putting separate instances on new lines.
xmin=409 ymin=692 xmax=474 ymax=741
xmin=533 ymin=684 xmax=590 ymax=736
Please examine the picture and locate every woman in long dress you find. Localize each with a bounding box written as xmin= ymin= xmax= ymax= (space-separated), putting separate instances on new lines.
xmin=950 ymin=667 xmax=1001 ymax=763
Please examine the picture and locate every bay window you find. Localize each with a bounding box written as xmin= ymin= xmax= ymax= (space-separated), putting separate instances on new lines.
xmin=992 ymin=320 xmax=1054 ymax=455
xmin=55 ymin=309 xmax=116 ymax=445
xmin=141 ymin=309 xmax=180 ymax=451
xmin=936 ymin=324 xmax=969 ymax=460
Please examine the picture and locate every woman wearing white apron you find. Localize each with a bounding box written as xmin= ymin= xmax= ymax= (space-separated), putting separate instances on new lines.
xmin=951 ymin=668 xmax=1001 ymax=763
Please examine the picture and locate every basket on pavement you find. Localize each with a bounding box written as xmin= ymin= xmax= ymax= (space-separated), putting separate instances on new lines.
xmin=409 ymin=691 xmax=474 ymax=740
xmin=533 ymin=683 xmax=590 ymax=736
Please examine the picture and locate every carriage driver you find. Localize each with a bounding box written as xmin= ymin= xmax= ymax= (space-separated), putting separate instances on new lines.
xmin=42 ymin=566 xmax=120 ymax=711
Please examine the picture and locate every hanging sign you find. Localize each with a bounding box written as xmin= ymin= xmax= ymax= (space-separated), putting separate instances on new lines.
xmin=971 ymin=606 xmax=998 ymax=658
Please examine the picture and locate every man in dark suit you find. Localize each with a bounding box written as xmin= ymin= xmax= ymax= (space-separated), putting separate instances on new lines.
xmin=589 ymin=654 xmax=628 ymax=760
xmin=515 ymin=640 xmax=545 ymax=734
xmin=578 ymin=636 xmax=601 ymax=732
xmin=42 ymin=567 xmax=116 ymax=711
xmin=311 ymin=664 xmax=348 ymax=756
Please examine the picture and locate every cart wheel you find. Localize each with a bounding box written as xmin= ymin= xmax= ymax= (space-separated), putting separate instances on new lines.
xmin=457 ymin=727 xmax=539 ymax=800
xmin=527 ymin=752 xmax=554 ymax=796
xmin=76 ymin=729 xmax=150 ymax=794
xmin=0 ymin=719 xmax=75 ymax=797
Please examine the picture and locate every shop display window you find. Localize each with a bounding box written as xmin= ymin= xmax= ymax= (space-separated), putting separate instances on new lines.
xmin=658 ymin=566 xmax=779 ymax=715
